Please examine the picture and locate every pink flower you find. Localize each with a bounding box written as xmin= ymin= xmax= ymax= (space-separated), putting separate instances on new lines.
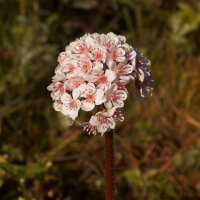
xmin=64 ymin=76 xmax=85 ymax=91
xmin=109 ymin=61 xmax=134 ymax=85
xmin=77 ymin=83 xmax=105 ymax=111
xmin=47 ymin=75 xmax=66 ymax=100
xmin=87 ymin=69 xmax=116 ymax=91
xmin=100 ymin=32 xmax=119 ymax=47
xmin=70 ymin=39 xmax=87 ymax=54
xmin=89 ymin=111 xmax=116 ymax=134
xmin=53 ymin=100 xmax=63 ymax=112
xmin=88 ymin=45 xmax=106 ymax=63
xmin=108 ymin=45 xmax=126 ymax=62
xmin=55 ymin=59 xmax=78 ymax=75
xmin=50 ymin=83 xmax=65 ymax=100
xmin=104 ymin=83 xmax=127 ymax=109
xmin=91 ymin=33 xmax=101 ymax=42
xmin=119 ymin=43 xmax=136 ymax=60
xmin=77 ymin=55 xmax=92 ymax=72
xmin=57 ymin=48 xmax=73 ymax=65
xmin=117 ymin=35 xmax=126 ymax=44
xmin=61 ymin=91 xmax=81 ymax=120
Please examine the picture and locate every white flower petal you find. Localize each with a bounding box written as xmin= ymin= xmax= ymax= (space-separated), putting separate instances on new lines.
xmin=113 ymin=100 xmax=124 ymax=108
xmin=104 ymin=101 xmax=112 ymax=109
xmin=95 ymin=89 xmax=104 ymax=100
xmin=61 ymin=104 xmax=70 ymax=116
xmin=116 ymin=90 xmax=127 ymax=100
xmin=61 ymin=93 xmax=71 ymax=103
xmin=97 ymin=125 xmax=108 ymax=134
xmin=81 ymin=100 xmax=95 ymax=111
xmin=53 ymin=102 xmax=62 ymax=112
xmin=132 ymin=57 xmax=136 ymax=68
xmin=119 ymin=75 xmax=132 ymax=85
xmin=86 ymin=52 xmax=94 ymax=60
xmin=111 ymin=83 xmax=118 ymax=91
xmin=76 ymin=99 xmax=81 ymax=109
xmin=109 ymin=117 xmax=116 ymax=129
xmin=78 ymin=83 xmax=87 ymax=91
xmin=116 ymin=56 xmax=126 ymax=62
xmin=93 ymin=61 xmax=103 ymax=69
xmin=68 ymin=109 xmax=79 ymax=120
xmin=129 ymin=50 xmax=136 ymax=60
xmin=88 ymin=82 xmax=95 ymax=88
xmin=87 ymin=84 xmax=96 ymax=93
xmin=95 ymin=98 xmax=106 ymax=105
xmin=125 ymin=64 xmax=134 ymax=74
xmin=47 ymin=84 xmax=53 ymax=91
xmin=85 ymin=36 xmax=95 ymax=47
xmin=138 ymin=68 xmax=144 ymax=82
xmin=108 ymin=107 xmax=116 ymax=116
xmin=95 ymin=88 xmax=105 ymax=105
xmin=105 ymin=69 xmax=116 ymax=83
xmin=89 ymin=116 xmax=98 ymax=126
xmin=106 ymin=58 xmax=115 ymax=69
xmin=72 ymin=88 xmax=80 ymax=100
xmin=118 ymin=35 xmax=126 ymax=43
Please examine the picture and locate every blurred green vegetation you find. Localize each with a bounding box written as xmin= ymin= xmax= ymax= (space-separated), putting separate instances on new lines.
xmin=0 ymin=0 xmax=200 ymax=199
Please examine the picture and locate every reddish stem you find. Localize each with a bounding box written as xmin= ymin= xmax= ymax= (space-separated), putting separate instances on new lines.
xmin=105 ymin=130 xmax=114 ymax=200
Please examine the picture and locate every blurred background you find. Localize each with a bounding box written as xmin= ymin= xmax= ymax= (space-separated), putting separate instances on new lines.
xmin=0 ymin=0 xmax=200 ymax=199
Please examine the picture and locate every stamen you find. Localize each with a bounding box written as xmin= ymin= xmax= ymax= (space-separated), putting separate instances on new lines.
xmin=87 ymin=93 xmax=94 ymax=101
xmin=109 ymin=94 xmax=116 ymax=100
xmin=97 ymin=75 xmax=106 ymax=83
xmin=68 ymin=64 xmax=74 ymax=72
xmin=98 ymin=114 xmax=106 ymax=123
xmin=79 ymin=45 xmax=86 ymax=53
xmin=116 ymin=68 xmax=122 ymax=74
xmin=94 ymin=52 xmax=102 ymax=61
xmin=69 ymin=100 xmax=77 ymax=108
xmin=75 ymin=81 xmax=83 ymax=88
xmin=110 ymin=52 xmax=116 ymax=60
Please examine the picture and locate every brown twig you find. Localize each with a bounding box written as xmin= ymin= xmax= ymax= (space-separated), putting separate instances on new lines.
xmin=105 ymin=130 xmax=115 ymax=200
xmin=172 ymin=106 xmax=200 ymax=129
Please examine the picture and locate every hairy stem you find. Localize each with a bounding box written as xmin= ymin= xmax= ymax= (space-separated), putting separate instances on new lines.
xmin=105 ymin=130 xmax=114 ymax=200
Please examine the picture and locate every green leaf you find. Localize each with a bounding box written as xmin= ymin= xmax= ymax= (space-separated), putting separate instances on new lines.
xmin=179 ymin=3 xmax=195 ymax=19
xmin=0 ymin=162 xmax=23 ymax=177
xmin=120 ymin=169 xmax=143 ymax=185
xmin=25 ymin=163 xmax=47 ymax=179
xmin=72 ymin=0 xmax=97 ymax=10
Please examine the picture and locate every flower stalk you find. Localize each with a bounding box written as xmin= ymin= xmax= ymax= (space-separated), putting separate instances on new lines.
xmin=47 ymin=32 xmax=154 ymax=199
xmin=105 ymin=130 xmax=114 ymax=200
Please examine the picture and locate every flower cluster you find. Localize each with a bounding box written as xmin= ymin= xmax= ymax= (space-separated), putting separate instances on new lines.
xmin=47 ymin=33 xmax=154 ymax=135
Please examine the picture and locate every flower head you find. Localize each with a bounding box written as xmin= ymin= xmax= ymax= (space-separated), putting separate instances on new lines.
xmin=47 ymin=32 xmax=154 ymax=135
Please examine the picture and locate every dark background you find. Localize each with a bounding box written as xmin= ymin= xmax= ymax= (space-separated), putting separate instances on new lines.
xmin=0 ymin=0 xmax=200 ymax=199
